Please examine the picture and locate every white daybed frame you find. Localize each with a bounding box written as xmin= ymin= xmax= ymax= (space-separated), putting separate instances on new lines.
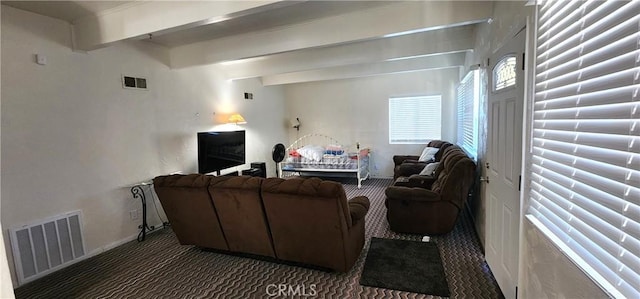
xmin=277 ymin=133 xmax=370 ymax=188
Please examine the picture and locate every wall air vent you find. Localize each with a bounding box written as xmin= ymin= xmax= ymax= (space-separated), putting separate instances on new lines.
xmin=9 ymin=211 xmax=87 ymax=285
xmin=122 ymin=75 xmax=147 ymax=90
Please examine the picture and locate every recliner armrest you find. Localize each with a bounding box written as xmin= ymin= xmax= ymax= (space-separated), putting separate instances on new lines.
xmin=393 ymin=155 xmax=420 ymax=166
xmin=385 ymin=186 xmax=441 ymax=202
xmin=348 ymin=196 xmax=370 ymax=225
xmin=385 ymin=187 xmax=462 ymax=210
xmin=407 ymin=175 xmax=437 ymax=189
xmin=402 ymin=159 xmax=422 ymax=164
xmin=396 ymin=162 xmax=429 ymax=177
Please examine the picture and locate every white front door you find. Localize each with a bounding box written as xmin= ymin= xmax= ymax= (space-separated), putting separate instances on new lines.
xmin=485 ymin=29 xmax=525 ymax=299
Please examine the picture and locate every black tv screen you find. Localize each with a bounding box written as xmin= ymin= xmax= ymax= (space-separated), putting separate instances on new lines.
xmin=197 ymin=131 xmax=245 ymax=174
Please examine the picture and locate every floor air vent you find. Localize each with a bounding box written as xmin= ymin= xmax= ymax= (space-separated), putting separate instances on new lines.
xmin=9 ymin=211 xmax=86 ymax=285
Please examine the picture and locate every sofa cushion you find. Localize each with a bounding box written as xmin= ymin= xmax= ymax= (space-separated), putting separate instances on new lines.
xmin=153 ymin=173 xmax=211 ymax=187
xmin=432 ymin=142 xmax=453 ymax=162
xmin=209 ymin=176 xmax=275 ymax=257
xmin=260 ymin=177 xmax=363 ymax=272
xmin=153 ymin=174 xmax=229 ymax=250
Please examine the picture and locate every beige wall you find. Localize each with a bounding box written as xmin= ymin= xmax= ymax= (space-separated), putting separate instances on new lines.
xmin=283 ymin=68 xmax=459 ymax=178
xmin=1 ymin=5 xmax=286 ymax=287
xmin=0 ymin=4 xmax=16 ymax=297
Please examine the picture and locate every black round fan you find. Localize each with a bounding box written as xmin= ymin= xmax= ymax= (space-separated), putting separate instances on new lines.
xmin=272 ymin=143 xmax=286 ymax=177
xmin=272 ymin=143 xmax=286 ymax=163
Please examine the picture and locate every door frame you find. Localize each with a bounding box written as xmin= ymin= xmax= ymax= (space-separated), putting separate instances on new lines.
xmin=485 ymin=27 xmax=525 ymax=299
xmin=517 ymin=15 xmax=538 ymax=298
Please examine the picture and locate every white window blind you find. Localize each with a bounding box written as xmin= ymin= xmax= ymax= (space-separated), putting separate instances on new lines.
xmin=389 ymin=95 xmax=441 ymax=144
xmin=457 ymin=70 xmax=480 ymax=159
xmin=529 ymin=1 xmax=640 ymax=298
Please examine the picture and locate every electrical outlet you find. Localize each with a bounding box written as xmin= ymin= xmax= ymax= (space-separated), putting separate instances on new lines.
xmin=129 ymin=209 xmax=139 ymax=220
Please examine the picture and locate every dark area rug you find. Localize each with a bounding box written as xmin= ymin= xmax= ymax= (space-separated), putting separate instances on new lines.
xmin=360 ymin=237 xmax=450 ymax=297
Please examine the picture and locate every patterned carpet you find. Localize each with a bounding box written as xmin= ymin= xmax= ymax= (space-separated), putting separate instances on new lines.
xmin=15 ymin=178 xmax=503 ymax=299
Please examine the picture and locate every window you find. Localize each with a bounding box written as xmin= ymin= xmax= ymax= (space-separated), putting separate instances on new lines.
xmin=528 ymin=1 xmax=639 ymax=298
xmin=493 ymin=55 xmax=517 ymax=91
xmin=457 ymin=70 xmax=480 ymax=160
xmin=389 ymin=95 xmax=441 ymax=144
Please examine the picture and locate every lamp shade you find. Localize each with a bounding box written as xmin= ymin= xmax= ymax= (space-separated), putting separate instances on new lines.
xmin=228 ymin=113 xmax=247 ymax=124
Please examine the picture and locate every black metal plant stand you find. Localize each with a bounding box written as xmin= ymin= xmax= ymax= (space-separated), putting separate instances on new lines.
xmin=131 ymin=182 xmax=153 ymax=242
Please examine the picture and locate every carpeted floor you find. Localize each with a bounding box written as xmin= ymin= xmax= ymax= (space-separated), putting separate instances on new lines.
xmin=14 ymin=178 xmax=503 ymax=299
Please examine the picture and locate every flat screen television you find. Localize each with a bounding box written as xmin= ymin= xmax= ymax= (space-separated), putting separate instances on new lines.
xmin=197 ymin=130 xmax=245 ymax=174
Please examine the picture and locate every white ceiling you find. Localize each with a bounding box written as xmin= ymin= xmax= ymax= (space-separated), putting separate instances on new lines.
xmin=2 ymin=1 xmax=133 ymax=22
xmin=148 ymin=1 xmax=393 ymax=48
xmin=1 ymin=0 xmax=495 ymax=85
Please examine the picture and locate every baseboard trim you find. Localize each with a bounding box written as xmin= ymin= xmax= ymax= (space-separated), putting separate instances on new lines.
xmin=87 ymin=223 xmax=166 ymax=258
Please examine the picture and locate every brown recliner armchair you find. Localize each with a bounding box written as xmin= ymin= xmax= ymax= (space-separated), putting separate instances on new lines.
xmin=153 ymin=174 xmax=229 ymax=250
xmin=260 ymin=177 xmax=370 ymax=272
xmin=393 ymin=140 xmax=453 ymax=180
xmin=385 ymin=146 xmax=475 ymax=234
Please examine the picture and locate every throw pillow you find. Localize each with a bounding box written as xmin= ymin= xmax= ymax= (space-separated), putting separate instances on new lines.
xmin=296 ymin=145 xmax=325 ymax=162
xmin=418 ymin=147 xmax=439 ymax=162
xmin=419 ymin=162 xmax=440 ymax=176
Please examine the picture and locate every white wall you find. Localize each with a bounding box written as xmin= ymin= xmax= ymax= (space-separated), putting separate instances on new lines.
xmin=1 ymin=5 xmax=286 ymax=287
xmin=284 ymin=68 xmax=459 ymax=178
xmin=520 ymin=220 xmax=607 ymax=298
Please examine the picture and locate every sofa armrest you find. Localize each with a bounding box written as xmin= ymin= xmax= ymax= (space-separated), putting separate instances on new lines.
xmin=402 ymin=159 xmax=423 ymax=164
xmin=385 ymin=186 xmax=441 ymax=202
xmin=407 ymin=175 xmax=437 ymax=189
xmin=393 ymin=155 xmax=420 ymax=166
xmin=348 ymin=196 xmax=370 ymax=225
xmin=396 ymin=162 xmax=428 ymax=177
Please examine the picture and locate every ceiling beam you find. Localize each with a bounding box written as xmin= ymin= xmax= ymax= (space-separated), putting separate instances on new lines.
xmin=222 ymin=25 xmax=475 ymax=80
xmin=170 ymin=1 xmax=492 ymax=68
xmin=71 ymin=1 xmax=287 ymax=51
xmin=260 ymin=52 xmax=467 ymax=86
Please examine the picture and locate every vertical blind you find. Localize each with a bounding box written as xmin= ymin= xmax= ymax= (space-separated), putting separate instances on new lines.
xmin=457 ymin=70 xmax=479 ymax=159
xmin=529 ymin=1 xmax=639 ymax=298
xmin=389 ymin=95 xmax=441 ymax=144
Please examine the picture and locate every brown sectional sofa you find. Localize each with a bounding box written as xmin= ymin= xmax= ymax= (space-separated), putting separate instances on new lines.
xmin=153 ymin=175 xmax=370 ymax=272
xmin=386 ymin=145 xmax=475 ymax=235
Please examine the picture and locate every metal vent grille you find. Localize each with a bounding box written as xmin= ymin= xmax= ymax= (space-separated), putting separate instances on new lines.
xmin=9 ymin=211 xmax=86 ymax=285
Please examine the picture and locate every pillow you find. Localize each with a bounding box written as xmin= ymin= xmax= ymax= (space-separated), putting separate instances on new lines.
xmin=418 ymin=147 xmax=439 ymax=162
xmin=296 ymin=145 xmax=325 ymax=162
xmin=324 ymin=149 xmax=344 ymax=155
xmin=419 ymin=162 xmax=440 ymax=176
